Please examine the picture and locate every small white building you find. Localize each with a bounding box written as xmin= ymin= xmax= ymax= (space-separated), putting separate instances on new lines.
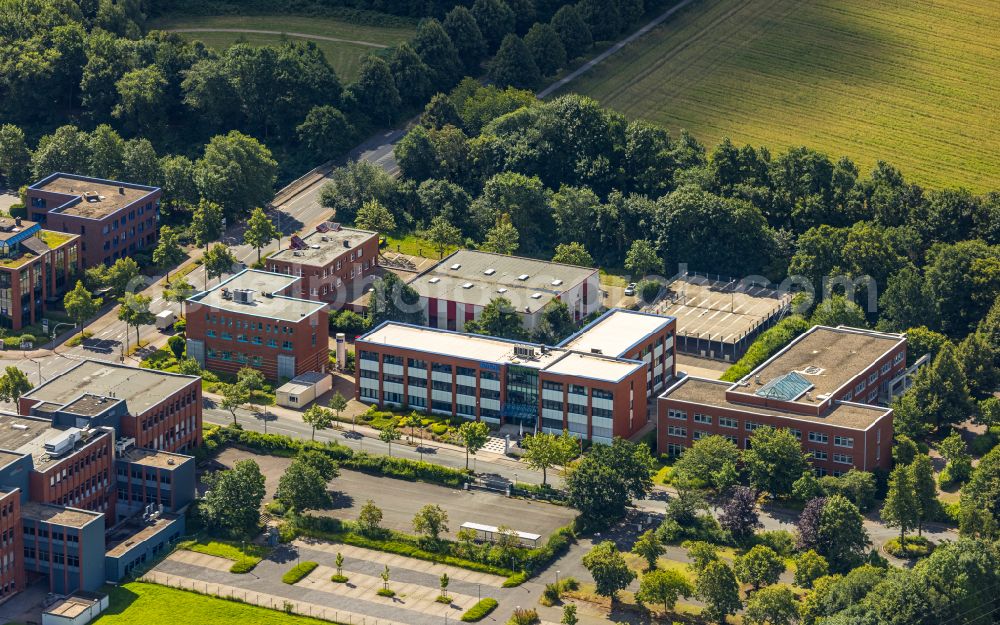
xmin=42 ymin=593 xmax=108 ymax=625
xmin=276 ymin=371 xmax=333 ymax=408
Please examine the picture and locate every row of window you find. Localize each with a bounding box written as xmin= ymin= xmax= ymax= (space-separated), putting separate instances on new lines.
xmin=669 ymin=409 xmax=855 ymax=447
xmin=206 ymin=315 xmax=296 ymax=334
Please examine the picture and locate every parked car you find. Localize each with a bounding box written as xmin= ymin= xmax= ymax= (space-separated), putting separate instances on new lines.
xmin=624 ymin=282 xmax=637 ymax=296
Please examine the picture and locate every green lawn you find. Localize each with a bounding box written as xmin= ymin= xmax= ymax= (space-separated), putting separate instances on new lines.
xmin=148 ymin=15 xmax=415 ymax=81
xmin=559 ymin=0 xmax=1000 ymax=192
xmin=94 ymin=583 xmax=336 ymax=625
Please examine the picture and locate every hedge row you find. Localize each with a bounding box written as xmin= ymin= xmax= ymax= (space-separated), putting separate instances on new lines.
xmin=720 ymin=315 xmax=810 ymax=381
xmin=340 ymin=451 xmax=472 ymax=487
xmin=200 ymin=425 xmax=352 ymax=461
xmin=291 ymin=515 xmax=515 ymax=579
xmin=282 ymin=561 xmax=318 ymax=584
xmin=461 ymin=598 xmax=498 ymax=622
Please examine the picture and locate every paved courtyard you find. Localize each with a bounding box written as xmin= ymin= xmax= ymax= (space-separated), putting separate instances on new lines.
xmin=147 ymin=538 xmax=545 ymax=625
xmin=217 ymin=448 xmax=577 ymax=541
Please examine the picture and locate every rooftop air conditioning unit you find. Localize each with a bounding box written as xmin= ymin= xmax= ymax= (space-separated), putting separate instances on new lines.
xmin=44 ymin=428 xmax=82 ymax=458
xmin=450 ymin=263 xmax=461 ymax=270
xmin=321 ymin=236 xmax=329 ymax=242
xmin=514 ymin=345 xmax=535 ymax=359
xmin=517 ymin=274 xmax=529 ymax=281
xmin=483 ymin=268 xmax=496 ymax=276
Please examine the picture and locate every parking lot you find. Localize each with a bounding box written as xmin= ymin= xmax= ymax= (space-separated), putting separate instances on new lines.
xmin=217 ymin=448 xmax=577 ymax=541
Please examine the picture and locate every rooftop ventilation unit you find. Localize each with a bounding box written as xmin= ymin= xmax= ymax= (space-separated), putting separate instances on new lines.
xmin=531 ymin=293 xmax=542 ymax=299
xmin=343 ymin=240 xmax=351 ymax=248
xmin=591 ymin=348 xmax=602 ymax=354
xmin=483 ymin=268 xmax=496 ymax=275
xmin=514 ymin=345 xmax=536 ymax=359
xmin=310 ymin=244 xmax=320 ymax=249
xmin=497 ymin=287 xmax=508 ymax=293
xmin=44 ymin=428 xmax=82 ymax=458
xmin=517 ymin=274 xmax=529 ymax=281
xmin=450 ymin=263 xmax=462 ymax=270
xmin=232 ymin=289 xmax=255 ymax=304
xmin=221 ymin=288 xmax=232 ymax=300
xmin=321 ymin=236 xmax=329 ymax=242
xmin=428 ymin=277 xmax=440 ymax=284
xmin=461 ymin=282 xmax=473 ymax=289
xmin=551 ymin=279 xmax=563 ymax=286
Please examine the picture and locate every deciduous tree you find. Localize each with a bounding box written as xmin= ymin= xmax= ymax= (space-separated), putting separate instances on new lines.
xmin=243 ymin=207 xmax=280 ymax=263
xmin=412 ymin=504 xmax=449 ymax=542
xmin=521 ymin=430 xmax=577 ymax=485
xmin=631 ymin=529 xmax=664 ymax=571
xmin=696 ymin=560 xmax=742 ymax=624
xmin=354 ymin=198 xmax=396 ymax=234
xmin=743 ymin=584 xmax=799 ymax=625
xmin=64 ymin=280 xmax=101 ymax=337
xmin=744 ymin=426 xmax=809 ymax=497
xmin=720 ymin=486 xmax=762 ymax=545
xmin=0 ymin=366 xmax=32 ymax=403
xmin=457 ymin=421 xmax=490 ymax=470
xmin=202 ymin=459 xmax=266 ymax=536
xmin=276 ymin=458 xmax=330 ymax=512
xmin=302 ymin=405 xmax=334 ymax=441
xmin=734 ymin=545 xmax=784 ymax=591
xmin=582 ymin=541 xmax=635 ymax=601
xmin=636 ymin=568 xmax=693 ymax=616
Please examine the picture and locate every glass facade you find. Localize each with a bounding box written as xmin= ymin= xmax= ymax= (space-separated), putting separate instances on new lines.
xmin=503 ymin=365 xmax=539 ymax=425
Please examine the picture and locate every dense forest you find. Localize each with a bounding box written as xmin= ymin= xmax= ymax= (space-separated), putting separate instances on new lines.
xmin=0 ymin=0 xmax=665 ymax=201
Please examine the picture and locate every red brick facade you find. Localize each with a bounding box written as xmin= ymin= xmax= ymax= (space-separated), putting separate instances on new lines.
xmin=657 ymin=328 xmax=907 ymax=473
xmin=267 ymin=228 xmax=380 ymax=309
xmin=27 ymin=432 xmax=115 ymax=514
xmin=26 ymin=175 xmax=160 ymax=269
xmin=0 ymin=490 xmax=24 ymax=604
xmin=121 ymin=382 xmax=202 ymax=453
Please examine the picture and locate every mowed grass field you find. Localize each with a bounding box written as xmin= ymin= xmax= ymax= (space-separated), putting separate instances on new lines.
xmin=94 ymin=583 xmax=331 ymax=625
xmin=148 ymin=15 xmax=415 ymax=80
xmin=560 ymin=0 xmax=1000 ymax=191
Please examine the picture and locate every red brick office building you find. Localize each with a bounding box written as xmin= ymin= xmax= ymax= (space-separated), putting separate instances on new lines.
xmin=19 ymin=360 xmax=203 ymax=454
xmin=267 ymin=223 xmax=379 ymax=309
xmin=658 ymin=325 xmax=908 ymax=474
xmin=185 ymin=269 xmax=330 ymax=381
xmin=355 ymin=310 xmax=678 ymax=444
xmin=25 ymin=173 xmax=160 ymax=269
xmin=0 ymin=217 xmax=81 ymax=331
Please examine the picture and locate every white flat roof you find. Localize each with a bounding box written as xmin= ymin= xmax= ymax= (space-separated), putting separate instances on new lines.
xmin=361 ymin=323 xmax=561 ymax=369
xmin=359 ymin=322 xmax=643 ymax=383
xmin=560 ymin=309 xmax=673 ymax=357
xmin=187 ymin=269 xmax=327 ymax=323
xmin=544 ymin=351 xmax=642 ymax=381
xmin=460 ymin=522 xmax=541 ymax=541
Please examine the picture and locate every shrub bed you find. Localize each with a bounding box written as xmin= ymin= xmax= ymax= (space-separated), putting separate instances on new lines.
xmin=291 ymin=515 xmax=514 ymax=579
xmin=461 ymin=598 xmax=498 ymax=622
xmin=330 ymin=574 xmax=349 ymax=583
xmin=885 ymin=536 xmax=934 ymax=559
xmin=282 ymin=561 xmax=318 ymax=584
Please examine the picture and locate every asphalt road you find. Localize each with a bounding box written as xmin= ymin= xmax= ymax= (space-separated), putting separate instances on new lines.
xmin=203 ymin=402 xmax=552 ymax=486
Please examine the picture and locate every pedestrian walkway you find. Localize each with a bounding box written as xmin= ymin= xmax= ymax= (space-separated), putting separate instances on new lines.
xmin=481 ymin=435 xmax=509 ymax=455
xmin=296 ymin=563 xmax=478 ymax=616
xmin=294 ymin=540 xmax=508 ymax=587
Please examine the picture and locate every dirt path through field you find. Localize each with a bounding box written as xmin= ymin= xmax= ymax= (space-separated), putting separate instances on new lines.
xmin=538 ymin=0 xmax=699 ymax=98
xmin=169 ymin=28 xmax=389 ymax=48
